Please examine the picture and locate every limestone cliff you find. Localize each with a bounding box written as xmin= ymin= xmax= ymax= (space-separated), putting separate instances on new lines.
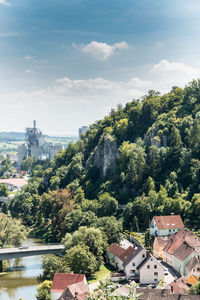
xmin=86 ymin=133 xmax=118 ymax=177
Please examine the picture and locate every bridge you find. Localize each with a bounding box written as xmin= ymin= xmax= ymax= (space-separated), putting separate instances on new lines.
xmin=0 ymin=245 xmax=65 ymax=271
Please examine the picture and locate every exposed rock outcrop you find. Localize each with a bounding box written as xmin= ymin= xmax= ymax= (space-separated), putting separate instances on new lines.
xmin=86 ymin=134 xmax=119 ymax=177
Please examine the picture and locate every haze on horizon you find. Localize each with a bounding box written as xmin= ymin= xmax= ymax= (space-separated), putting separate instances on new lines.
xmin=1 ymin=0 xmax=200 ymax=135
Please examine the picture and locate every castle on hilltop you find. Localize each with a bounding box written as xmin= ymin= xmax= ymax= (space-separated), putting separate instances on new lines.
xmin=17 ymin=120 xmax=64 ymax=166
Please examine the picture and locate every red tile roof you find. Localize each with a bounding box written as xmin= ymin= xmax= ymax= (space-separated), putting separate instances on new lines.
xmin=58 ymin=281 xmax=89 ymax=300
xmin=164 ymin=236 xmax=184 ymax=255
xmin=153 ymin=215 xmax=184 ymax=230
xmin=168 ymin=277 xmax=190 ymax=294
xmin=51 ymin=273 xmax=86 ymax=293
xmin=173 ymin=242 xmax=193 ymax=262
xmin=154 ymin=236 xmax=169 ymax=248
xmin=107 ymin=244 xmax=135 ymax=262
xmin=175 ymin=230 xmax=200 ymax=248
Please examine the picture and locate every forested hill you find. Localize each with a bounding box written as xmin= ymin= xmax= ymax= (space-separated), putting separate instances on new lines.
xmin=9 ymin=79 xmax=200 ymax=240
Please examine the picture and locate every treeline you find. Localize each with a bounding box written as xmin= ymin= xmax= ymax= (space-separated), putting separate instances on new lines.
xmin=6 ymin=79 xmax=200 ymax=242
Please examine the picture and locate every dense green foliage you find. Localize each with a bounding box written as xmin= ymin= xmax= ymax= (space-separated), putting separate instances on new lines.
xmin=36 ymin=280 xmax=52 ymax=300
xmin=8 ymin=79 xmax=200 ymax=277
xmin=0 ymin=212 xmax=27 ymax=247
xmin=189 ymin=281 xmax=200 ymax=295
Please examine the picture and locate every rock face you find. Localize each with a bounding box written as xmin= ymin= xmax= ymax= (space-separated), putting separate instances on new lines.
xmin=144 ymin=126 xmax=168 ymax=147
xmin=87 ymin=134 xmax=119 ymax=177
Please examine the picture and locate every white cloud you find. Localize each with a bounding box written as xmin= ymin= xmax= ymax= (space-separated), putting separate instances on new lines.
xmin=0 ymin=0 xmax=10 ymax=6
xmin=149 ymin=59 xmax=200 ymax=92
xmin=79 ymin=41 xmax=129 ymax=60
xmin=0 ymin=59 xmax=199 ymax=135
xmin=26 ymin=69 xmax=34 ymax=74
xmin=24 ymin=55 xmax=35 ymax=60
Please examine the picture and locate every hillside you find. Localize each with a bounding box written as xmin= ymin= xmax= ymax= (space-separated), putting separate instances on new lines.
xmin=9 ymin=79 xmax=200 ymax=241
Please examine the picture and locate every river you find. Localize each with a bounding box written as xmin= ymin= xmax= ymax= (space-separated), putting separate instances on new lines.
xmin=0 ymin=239 xmax=45 ymax=300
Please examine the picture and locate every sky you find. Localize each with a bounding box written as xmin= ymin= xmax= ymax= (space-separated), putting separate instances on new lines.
xmin=1 ymin=0 xmax=200 ymax=135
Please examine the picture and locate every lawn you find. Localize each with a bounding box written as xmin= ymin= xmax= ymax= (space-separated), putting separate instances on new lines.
xmin=88 ymin=264 xmax=111 ymax=284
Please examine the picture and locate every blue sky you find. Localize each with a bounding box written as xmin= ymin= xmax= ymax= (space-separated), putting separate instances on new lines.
xmin=0 ymin=0 xmax=200 ymax=135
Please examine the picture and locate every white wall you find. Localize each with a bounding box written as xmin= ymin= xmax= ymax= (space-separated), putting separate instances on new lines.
xmin=51 ymin=291 xmax=62 ymax=300
xmin=124 ymin=248 xmax=147 ymax=278
xmin=139 ymin=257 xmax=165 ymax=285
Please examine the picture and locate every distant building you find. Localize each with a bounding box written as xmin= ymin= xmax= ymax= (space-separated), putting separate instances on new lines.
xmin=78 ymin=126 xmax=88 ymax=138
xmin=0 ymin=178 xmax=28 ymax=191
xmin=17 ymin=121 xmax=64 ymax=166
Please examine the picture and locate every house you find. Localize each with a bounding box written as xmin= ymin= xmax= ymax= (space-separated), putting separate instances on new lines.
xmin=58 ymin=281 xmax=89 ymax=300
xmin=185 ymin=256 xmax=200 ymax=279
xmin=51 ymin=273 xmax=88 ymax=300
xmin=114 ymin=286 xmax=200 ymax=299
xmin=106 ymin=243 xmax=135 ymax=271
xmin=150 ymin=215 xmax=184 ymax=236
xmin=163 ymin=230 xmax=200 ymax=276
xmin=0 ymin=178 xmax=28 ymax=191
xmin=153 ymin=236 xmax=169 ymax=259
xmin=122 ymin=245 xmax=165 ymax=284
xmin=167 ymin=277 xmax=190 ymax=294
xmin=122 ymin=246 xmax=147 ymax=279
xmin=172 ymin=242 xmax=194 ymax=276
xmin=137 ymin=252 xmax=165 ymax=285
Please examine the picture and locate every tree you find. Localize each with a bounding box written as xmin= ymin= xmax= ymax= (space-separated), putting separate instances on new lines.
xmin=0 ymin=184 xmax=8 ymax=197
xmin=64 ymin=245 xmax=97 ymax=276
xmin=95 ymin=216 xmax=123 ymax=244
xmin=36 ymin=280 xmax=52 ymax=300
xmin=97 ymin=192 xmax=118 ymax=217
xmin=37 ymin=255 xmax=70 ymax=282
xmin=189 ymin=281 xmax=200 ymax=295
xmin=62 ymin=226 xmax=107 ymax=268
xmin=87 ymin=280 xmax=142 ymax=299
xmin=0 ymin=212 xmax=27 ymax=247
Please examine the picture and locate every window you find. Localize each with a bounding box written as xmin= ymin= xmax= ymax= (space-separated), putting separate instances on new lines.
xmin=147 ymin=265 xmax=150 ymax=269
xmin=169 ymin=229 xmax=171 ymax=232
xmin=142 ymin=254 xmax=145 ymax=258
xmin=132 ymin=263 xmax=135 ymax=266
xmin=154 ymin=265 xmax=157 ymax=269
xmin=154 ymin=272 xmax=158 ymax=276
xmin=154 ymin=278 xmax=157 ymax=281
xmin=197 ymin=268 xmax=200 ymax=272
xmin=131 ymin=270 xmax=135 ymax=274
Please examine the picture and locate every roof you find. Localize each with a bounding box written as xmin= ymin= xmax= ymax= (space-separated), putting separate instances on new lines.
xmin=153 ymin=236 xmax=169 ymax=248
xmin=163 ymin=236 xmax=184 ymax=255
xmin=137 ymin=288 xmax=200 ymax=299
xmin=175 ymin=230 xmax=200 ymax=248
xmin=137 ymin=253 xmax=163 ymax=271
xmin=187 ymin=275 xmax=199 ymax=285
xmin=186 ymin=256 xmax=200 ymax=274
xmin=58 ymin=281 xmax=89 ymax=300
xmin=107 ymin=244 xmax=135 ymax=262
xmin=0 ymin=178 xmax=28 ymax=186
xmin=173 ymin=242 xmax=193 ymax=262
xmin=123 ymin=245 xmax=143 ymax=268
xmin=51 ymin=273 xmax=86 ymax=293
xmin=168 ymin=277 xmax=190 ymax=294
xmin=153 ymin=215 xmax=184 ymax=230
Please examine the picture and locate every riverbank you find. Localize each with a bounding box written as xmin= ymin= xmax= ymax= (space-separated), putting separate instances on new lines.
xmin=0 ymin=238 xmax=44 ymax=300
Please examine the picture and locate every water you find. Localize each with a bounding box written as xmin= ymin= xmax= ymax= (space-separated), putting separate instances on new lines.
xmin=0 ymin=239 xmax=45 ymax=300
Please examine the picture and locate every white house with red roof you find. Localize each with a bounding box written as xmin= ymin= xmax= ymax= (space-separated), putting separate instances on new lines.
xmin=106 ymin=243 xmax=135 ymax=271
xmin=51 ymin=273 xmax=88 ymax=300
xmin=149 ymin=215 xmax=185 ymax=236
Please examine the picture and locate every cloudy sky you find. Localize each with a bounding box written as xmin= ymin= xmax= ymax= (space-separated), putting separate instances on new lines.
xmin=1 ymin=0 xmax=200 ymax=135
